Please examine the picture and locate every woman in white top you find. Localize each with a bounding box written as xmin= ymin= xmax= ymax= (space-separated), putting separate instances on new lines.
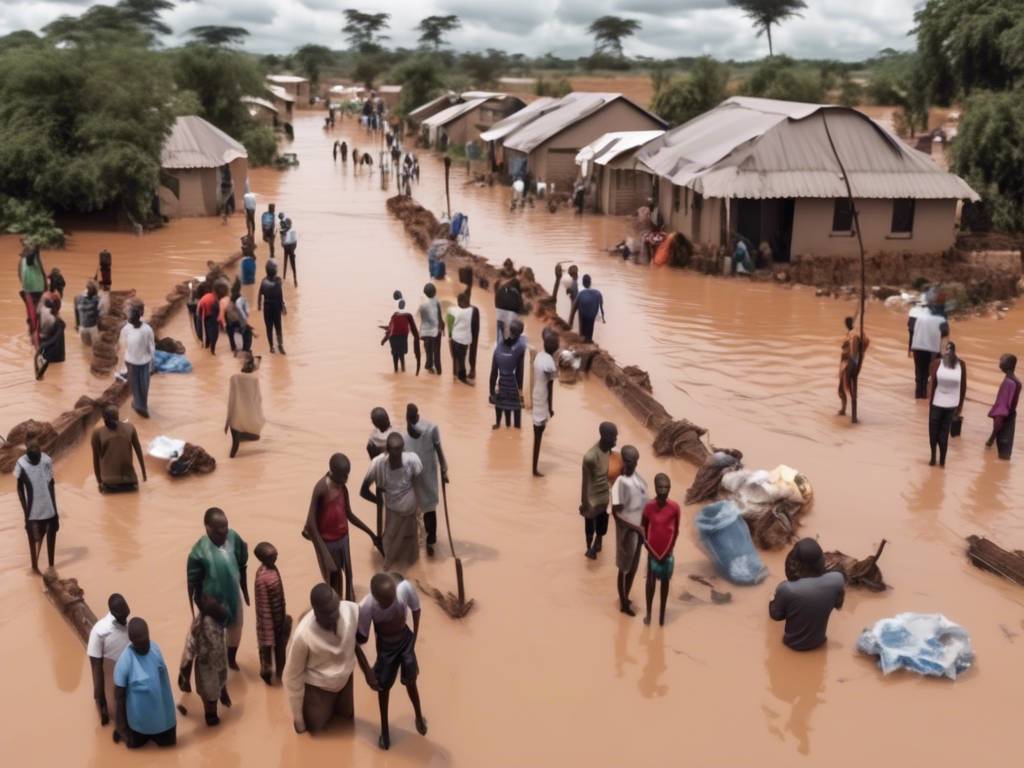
xmin=928 ymin=341 xmax=967 ymax=467
xmin=446 ymin=293 xmax=474 ymax=383
xmin=119 ymin=301 xmax=156 ymax=418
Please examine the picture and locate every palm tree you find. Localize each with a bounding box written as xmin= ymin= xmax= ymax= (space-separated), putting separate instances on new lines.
xmin=728 ymin=0 xmax=807 ymax=57
xmin=417 ymin=15 xmax=461 ymax=51
xmin=586 ymin=16 xmax=641 ymax=58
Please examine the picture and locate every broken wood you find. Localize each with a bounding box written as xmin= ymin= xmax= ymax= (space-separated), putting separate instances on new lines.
xmin=42 ymin=569 xmax=98 ymax=645
xmin=966 ymin=535 xmax=1024 ymax=586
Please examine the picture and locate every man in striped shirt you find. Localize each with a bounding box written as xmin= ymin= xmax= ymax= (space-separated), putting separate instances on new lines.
xmin=253 ymin=542 xmax=290 ymax=685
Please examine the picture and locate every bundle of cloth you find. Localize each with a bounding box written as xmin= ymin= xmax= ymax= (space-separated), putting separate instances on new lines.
xmin=719 ymin=464 xmax=813 ymax=550
xmin=785 ymin=539 xmax=888 ymax=591
xmin=685 ymin=449 xmax=744 ymax=505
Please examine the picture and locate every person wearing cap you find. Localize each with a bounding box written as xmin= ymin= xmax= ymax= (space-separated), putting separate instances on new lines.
xmin=769 ymin=539 xmax=845 ymax=651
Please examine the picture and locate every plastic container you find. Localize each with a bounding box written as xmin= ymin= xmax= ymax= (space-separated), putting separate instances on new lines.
xmin=241 ymin=255 xmax=257 ymax=285
xmin=695 ymin=501 xmax=768 ymax=584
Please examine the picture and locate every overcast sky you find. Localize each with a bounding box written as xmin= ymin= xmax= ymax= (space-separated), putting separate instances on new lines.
xmin=0 ymin=0 xmax=921 ymax=61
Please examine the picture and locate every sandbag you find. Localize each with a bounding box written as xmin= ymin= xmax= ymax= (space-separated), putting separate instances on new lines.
xmin=857 ymin=613 xmax=973 ymax=680
xmin=695 ymin=501 xmax=768 ymax=584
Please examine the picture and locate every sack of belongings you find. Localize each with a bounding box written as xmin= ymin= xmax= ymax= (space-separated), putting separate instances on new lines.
xmin=695 ymin=501 xmax=768 ymax=585
xmin=686 ymin=449 xmax=743 ymax=504
xmin=857 ymin=613 xmax=973 ymax=680
xmin=721 ymin=464 xmax=813 ymax=550
xmin=153 ymin=350 xmax=192 ymax=374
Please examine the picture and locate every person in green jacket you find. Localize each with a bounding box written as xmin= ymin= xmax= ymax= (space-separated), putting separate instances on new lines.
xmin=18 ymin=245 xmax=46 ymax=341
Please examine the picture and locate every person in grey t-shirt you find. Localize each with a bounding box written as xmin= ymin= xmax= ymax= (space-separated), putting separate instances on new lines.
xmin=769 ymin=539 xmax=845 ymax=651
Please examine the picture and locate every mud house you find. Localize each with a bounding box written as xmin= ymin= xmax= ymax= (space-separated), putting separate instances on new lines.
xmin=266 ymin=85 xmax=295 ymax=126
xmin=421 ymin=94 xmax=526 ymax=150
xmin=499 ymin=92 xmax=667 ymax=192
xmin=158 ymin=116 xmax=248 ymax=219
xmin=266 ymin=74 xmax=310 ymax=104
xmin=378 ymin=84 xmax=403 ymax=110
xmin=241 ymin=96 xmax=279 ymax=128
xmin=479 ymin=97 xmax=559 ymax=173
xmin=407 ymin=91 xmax=504 ymax=129
xmin=575 ymin=130 xmax=664 ymax=214
xmin=635 ymin=97 xmax=979 ymax=261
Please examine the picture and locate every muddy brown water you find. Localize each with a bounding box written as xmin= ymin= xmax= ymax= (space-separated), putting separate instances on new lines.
xmin=2 ymin=115 xmax=1022 ymax=766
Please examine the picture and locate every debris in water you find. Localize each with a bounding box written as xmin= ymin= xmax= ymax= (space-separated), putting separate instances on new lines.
xmin=966 ymin=535 xmax=1024 ymax=586
xmin=417 ymin=578 xmax=474 ymax=619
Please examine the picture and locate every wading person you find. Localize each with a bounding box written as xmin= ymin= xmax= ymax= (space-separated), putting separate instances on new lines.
xmin=97 ymin=248 xmax=112 ymax=291
xmin=258 ymin=260 xmax=286 ymax=354
xmin=243 ymin=188 xmax=257 ymax=238
xmin=531 ymin=330 xmax=559 ymax=477
xmin=281 ymin=218 xmax=298 ymax=287
xmin=357 ymin=572 xmax=427 ymax=750
xmin=403 ymin=403 xmax=448 ymax=557
xmin=15 ymin=441 xmax=58 ymax=572
xmin=360 ymin=433 xmax=423 ymax=570
xmin=119 ymin=301 xmax=155 ymax=417
xmin=769 ymin=538 xmax=845 ymax=651
xmin=253 ymin=542 xmax=290 ymax=685
xmin=381 ymin=295 xmax=419 ymax=374
xmin=88 ymin=594 xmax=130 ymax=727
xmin=642 ymin=473 xmax=680 ymax=627
xmin=17 ymin=245 xmax=45 ymax=341
xmin=186 ymin=508 xmax=249 ymax=671
xmin=927 ymin=341 xmax=967 ymax=468
xmin=418 ymin=284 xmax=444 ymax=375
xmin=494 ymin=259 xmax=522 ymax=340
xmin=48 ymin=266 xmax=65 ymax=298
xmin=611 ymin=446 xmax=648 ymax=616
xmin=284 ymin=583 xmax=377 ymax=734
xmin=34 ymin=296 xmax=65 ymax=381
xmin=490 ymin=318 xmax=526 ymax=429
xmin=340 ymin=140 xmax=348 ymax=163
xmin=230 ymin=277 xmax=253 ymax=353
xmin=261 ymin=203 xmax=277 ymax=259
xmin=987 ymin=354 xmax=1022 ymax=460
xmin=305 ymin=453 xmax=381 ymax=601
xmin=909 ymin=299 xmax=949 ymax=399
xmin=580 ymin=422 xmax=618 ymax=560
xmin=569 ymin=274 xmax=605 ymax=343
xmin=198 ymin=282 xmax=226 ymax=356
xmin=75 ymin=280 xmax=100 ymax=346
xmin=837 ymin=316 xmax=869 ymax=423
xmin=91 ymin=405 xmax=147 ymax=494
xmin=447 ymin=292 xmax=474 ymax=383
xmin=113 ymin=618 xmax=176 ymax=749
xmin=225 ymin=352 xmax=265 ymax=458
xmin=178 ymin=595 xmax=231 ymax=727
xmin=367 ymin=407 xmax=393 ymax=459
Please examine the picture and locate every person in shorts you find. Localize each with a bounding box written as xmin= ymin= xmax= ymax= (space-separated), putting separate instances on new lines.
xmin=642 ymin=473 xmax=680 ymax=627
xmin=580 ymin=422 xmax=618 ymax=560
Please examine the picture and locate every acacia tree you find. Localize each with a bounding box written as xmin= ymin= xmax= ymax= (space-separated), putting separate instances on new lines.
xmin=342 ymin=9 xmax=390 ymax=53
xmin=417 ymin=15 xmax=460 ymax=51
xmin=586 ymin=15 xmax=641 ymax=58
xmin=292 ymin=44 xmax=335 ymax=91
xmin=727 ymin=0 xmax=807 ymax=57
xmin=188 ymin=26 xmax=250 ymax=47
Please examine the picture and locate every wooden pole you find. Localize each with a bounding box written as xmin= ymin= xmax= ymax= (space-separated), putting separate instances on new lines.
xmin=444 ymin=156 xmax=452 ymax=219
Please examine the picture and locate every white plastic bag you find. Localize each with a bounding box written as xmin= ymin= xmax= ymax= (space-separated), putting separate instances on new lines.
xmin=857 ymin=613 xmax=974 ymax=680
xmin=148 ymin=435 xmax=185 ymax=460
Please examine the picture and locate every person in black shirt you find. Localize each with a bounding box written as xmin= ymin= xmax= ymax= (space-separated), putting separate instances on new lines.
xmin=769 ymin=539 xmax=845 ymax=651
xmin=258 ymin=261 xmax=286 ymax=355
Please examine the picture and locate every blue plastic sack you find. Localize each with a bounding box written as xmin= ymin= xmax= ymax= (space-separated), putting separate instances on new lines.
xmin=695 ymin=501 xmax=768 ymax=584
xmin=153 ymin=350 xmax=192 ymax=374
xmin=857 ymin=613 xmax=974 ymax=680
xmin=241 ymin=255 xmax=256 ymax=285
xmin=429 ymin=258 xmax=446 ymax=279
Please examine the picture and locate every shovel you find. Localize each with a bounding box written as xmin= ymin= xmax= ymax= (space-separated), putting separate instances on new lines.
xmin=419 ymin=462 xmax=473 ymax=618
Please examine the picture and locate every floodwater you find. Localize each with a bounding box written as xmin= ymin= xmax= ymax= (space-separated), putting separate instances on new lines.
xmin=2 ymin=114 xmax=1022 ymax=766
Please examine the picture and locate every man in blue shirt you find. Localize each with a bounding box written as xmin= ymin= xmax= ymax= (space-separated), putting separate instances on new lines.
xmin=113 ymin=618 xmax=177 ymax=748
xmin=570 ymin=274 xmax=605 ymax=342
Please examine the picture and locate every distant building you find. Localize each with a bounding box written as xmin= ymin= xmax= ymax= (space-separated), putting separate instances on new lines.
xmin=421 ymin=94 xmax=526 ymax=150
xmin=159 ymin=116 xmax=248 ymax=218
xmin=480 ymin=97 xmax=560 ymax=173
xmin=266 ymin=85 xmax=295 ymax=125
xmin=241 ymin=96 xmax=279 ymax=128
xmin=266 ymin=74 xmax=310 ymax=105
xmin=636 ymin=97 xmax=980 ymax=260
xmin=406 ymin=91 xmax=506 ymax=127
xmin=378 ymin=84 xmax=402 ymax=110
xmin=575 ymin=131 xmax=665 ymax=214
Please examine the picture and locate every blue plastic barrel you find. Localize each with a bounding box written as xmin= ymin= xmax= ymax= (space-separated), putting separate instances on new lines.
xmin=695 ymin=501 xmax=768 ymax=584
xmin=241 ymin=255 xmax=256 ymax=285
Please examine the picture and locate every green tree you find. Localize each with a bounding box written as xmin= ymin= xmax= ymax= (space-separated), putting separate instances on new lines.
xmin=239 ymin=124 xmax=278 ymax=166
xmin=188 ymin=26 xmax=250 ymax=47
xmin=342 ymin=9 xmax=390 ymax=53
xmin=651 ymin=56 xmax=729 ymax=126
xmin=838 ymin=73 xmax=864 ymax=106
xmin=417 ymin=15 xmax=460 ymax=51
xmin=292 ymin=44 xmax=335 ymax=92
xmin=727 ymin=0 xmax=807 ymax=57
xmin=586 ymin=15 xmax=641 ymax=58
xmin=390 ymin=54 xmax=445 ymax=116
xmin=459 ymin=49 xmax=507 ymax=88
xmin=173 ymin=43 xmax=265 ymax=139
xmin=535 ymin=76 xmax=572 ymax=98
xmin=741 ymin=55 xmax=823 ymax=102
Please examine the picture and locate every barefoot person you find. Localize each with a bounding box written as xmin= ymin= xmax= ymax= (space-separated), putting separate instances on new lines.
xmin=402 ymin=403 xmax=448 ymax=557
xmin=569 ymin=274 xmax=605 ymax=343
xmin=258 ymin=260 xmax=286 ymax=354
xmin=88 ymin=594 xmax=131 ymax=727
xmin=987 ymin=354 xmax=1021 ymax=460
xmin=837 ymin=316 xmax=869 ymax=423
xmin=253 ymin=542 xmax=291 ymax=685
xmin=178 ymin=595 xmax=231 ymax=727
xmin=611 ymin=446 xmax=648 ymax=616
xmin=225 ymin=352 xmax=265 ymax=458
xmin=360 ymin=433 xmax=423 ymax=570
xmin=770 ymin=538 xmax=845 ymax=651
xmin=113 ymin=618 xmax=176 ymax=749
xmin=446 ymin=292 xmax=474 ymax=383
xmin=381 ymin=294 xmax=419 ymax=374
xmin=580 ymin=422 xmax=618 ymax=560
xmin=283 ymin=583 xmax=377 ymax=735
xmin=417 ymin=284 xmax=444 ymax=375
xmin=642 ymin=473 xmax=680 ymax=627
xmin=261 ymin=203 xmax=277 ymax=259
xmin=74 ymin=279 xmax=101 ymax=346
xmin=15 ymin=441 xmax=58 ymax=573
xmin=305 ymin=453 xmax=381 ymax=601
xmin=91 ymin=405 xmax=147 ymax=494
xmin=531 ymin=330 xmax=559 ymax=476
xmin=357 ymin=573 xmax=427 ymax=750
xmin=186 ymin=508 xmax=249 ymax=671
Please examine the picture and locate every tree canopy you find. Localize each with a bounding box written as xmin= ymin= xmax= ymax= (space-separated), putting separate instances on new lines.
xmin=727 ymin=0 xmax=807 ymax=57
xmin=417 ymin=15 xmax=461 ymax=51
xmin=292 ymin=44 xmax=335 ymax=90
xmin=587 ymin=16 xmax=641 ymax=58
xmin=740 ymin=55 xmax=823 ymax=103
xmin=188 ymin=26 xmax=250 ymax=47
xmin=343 ymin=9 xmax=391 ymax=53
xmin=651 ymin=56 xmax=729 ymax=127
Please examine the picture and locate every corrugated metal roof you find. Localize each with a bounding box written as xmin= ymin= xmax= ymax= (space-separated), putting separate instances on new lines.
xmin=408 ymin=92 xmax=457 ymax=121
xmin=575 ymin=130 xmax=665 ymax=167
xmin=161 ymin=116 xmax=247 ymax=170
xmin=503 ymin=92 xmax=666 ymax=154
xmin=480 ymin=97 xmax=557 ymax=142
xmin=266 ymin=85 xmax=295 ymax=103
xmin=636 ymin=96 xmax=979 ymax=201
xmin=266 ymin=74 xmax=308 ymax=84
xmin=241 ymin=96 xmax=277 ymax=113
xmin=422 ymin=97 xmax=490 ymax=129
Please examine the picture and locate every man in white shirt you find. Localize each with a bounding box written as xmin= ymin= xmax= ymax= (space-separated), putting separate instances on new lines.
xmin=359 ymin=433 xmax=423 ymax=569
xmin=610 ymin=446 xmax=648 ymax=616
xmin=87 ymin=594 xmax=131 ymax=726
xmin=281 ymin=218 xmax=298 ymax=287
xmin=283 ymin=584 xmax=376 ymax=734
xmin=118 ymin=302 xmax=155 ymax=418
xmin=531 ymin=331 xmax=559 ymax=477
xmin=243 ymin=189 xmax=257 ymax=238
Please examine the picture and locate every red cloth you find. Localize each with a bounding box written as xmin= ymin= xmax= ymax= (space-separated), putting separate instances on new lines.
xmin=317 ymin=485 xmax=350 ymax=541
xmin=197 ymin=292 xmax=219 ymax=321
xmin=254 ymin=565 xmax=286 ymax=647
xmin=642 ymin=499 xmax=681 ymax=560
xmin=387 ymin=312 xmax=411 ymax=337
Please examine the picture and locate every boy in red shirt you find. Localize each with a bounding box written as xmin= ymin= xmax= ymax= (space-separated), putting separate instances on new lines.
xmin=641 ymin=473 xmax=680 ymax=627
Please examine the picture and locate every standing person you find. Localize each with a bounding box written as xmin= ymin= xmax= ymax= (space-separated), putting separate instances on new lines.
xmin=418 ymin=284 xmax=444 ymax=375
xmin=34 ymin=296 xmax=66 ymax=381
xmin=381 ymin=295 xmax=420 ymax=374
xmin=837 ymin=315 xmax=869 ymax=423
xmin=281 ymin=218 xmax=298 ymax=287
xmin=531 ymin=330 xmax=559 ymax=476
xmin=987 ymin=354 xmax=1022 ymax=460
xmin=230 ymin=277 xmax=254 ymax=353
xmin=17 ymin=245 xmax=45 ymax=342
xmin=113 ymin=618 xmax=176 ymax=749
xmin=580 ymin=422 xmax=618 ymax=560
xmin=119 ymin=301 xmax=155 ymax=417
xmin=178 ymin=595 xmax=231 ymax=727
xmin=186 ymin=508 xmax=249 ymax=670
xmin=611 ymin=446 xmax=648 ymax=616
xmin=253 ymin=542 xmax=291 ymax=686
xmin=493 ymin=260 xmax=522 ymax=340
xmin=569 ymin=274 xmax=605 ymax=343
xmin=641 ymin=473 xmax=680 ymax=627
xmin=218 ymin=174 xmax=235 ymax=224
xmin=225 ymin=352 xmax=265 ymax=458
xmin=198 ymin=282 xmax=227 ymax=355
xmin=490 ymin=318 xmax=526 ymax=429
xmin=91 ymin=406 xmax=147 ymax=494
xmin=357 ymin=573 xmax=427 ymax=750
xmin=261 ymin=203 xmax=277 ymax=259
xmin=360 ymin=433 xmax=423 ymax=570
xmin=403 ymin=403 xmax=448 ymax=558
xmin=927 ymin=341 xmax=967 ymax=468
xmin=87 ymin=594 xmax=131 ymax=727
xmin=340 ymin=141 xmax=348 ymax=163
xmin=97 ymin=249 xmax=112 ymax=291
xmin=305 ymin=453 xmax=381 ymax=601
xmin=564 ymin=264 xmax=579 ymax=323
xmin=243 ymin=187 xmax=257 ymax=239
xmin=48 ymin=267 xmax=65 ymax=298
xmin=258 ymin=261 xmax=286 ymax=354
xmin=446 ymin=292 xmax=474 ymax=383
xmin=333 ymin=140 xmax=339 ymax=161
xmin=367 ymin=407 xmax=393 ymax=459
xmin=75 ymin=280 xmax=101 ymax=346
xmin=283 ymin=583 xmax=377 ymax=735
xmin=15 ymin=441 xmax=58 ymax=573
xmin=769 ymin=538 xmax=845 ymax=651
xmin=909 ymin=300 xmax=949 ymax=399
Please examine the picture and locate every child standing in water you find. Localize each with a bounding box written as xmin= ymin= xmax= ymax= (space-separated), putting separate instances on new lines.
xmin=381 ymin=293 xmax=419 ymax=373
xmin=178 ymin=594 xmax=231 ymax=726
xmin=642 ymin=473 xmax=681 ymax=627
xmin=253 ymin=542 xmax=291 ymax=686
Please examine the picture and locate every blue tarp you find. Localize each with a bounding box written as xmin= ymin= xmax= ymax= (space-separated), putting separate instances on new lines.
xmin=857 ymin=613 xmax=974 ymax=680
xmin=695 ymin=500 xmax=769 ymax=585
xmin=153 ymin=350 xmax=192 ymax=374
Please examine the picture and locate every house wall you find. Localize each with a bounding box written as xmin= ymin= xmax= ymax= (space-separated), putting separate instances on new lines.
xmin=660 ymin=180 xmax=725 ymax=249
xmin=606 ymin=168 xmax=654 ymax=215
xmin=160 ymin=157 xmax=248 ymax=218
xmin=791 ymin=198 xmax=958 ymax=256
xmin=283 ymin=81 xmax=310 ymax=104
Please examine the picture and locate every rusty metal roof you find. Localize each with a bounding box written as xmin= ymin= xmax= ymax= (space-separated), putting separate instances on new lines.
xmin=161 ymin=116 xmax=247 ymax=170
xmin=636 ymin=97 xmax=978 ymax=201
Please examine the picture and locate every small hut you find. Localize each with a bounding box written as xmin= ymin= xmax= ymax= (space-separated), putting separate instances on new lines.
xmin=159 ymin=116 xmax=248 ymax=219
